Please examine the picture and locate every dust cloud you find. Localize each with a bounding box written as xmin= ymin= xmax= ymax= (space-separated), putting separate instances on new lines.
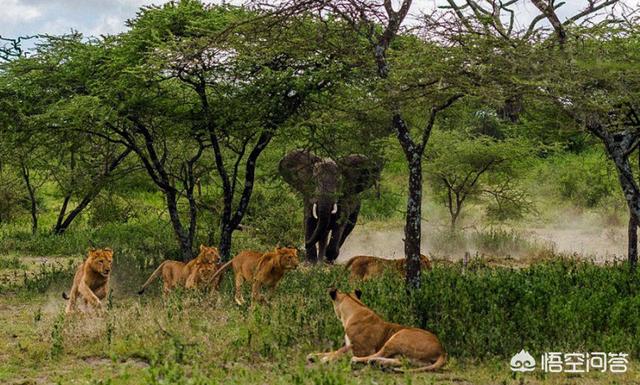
xmin=339 ymin=216 xmax=626 ymax=263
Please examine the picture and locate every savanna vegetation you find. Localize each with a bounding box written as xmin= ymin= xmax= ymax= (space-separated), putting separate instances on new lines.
xmin=1 ymin=0 xmax=640 ymax=384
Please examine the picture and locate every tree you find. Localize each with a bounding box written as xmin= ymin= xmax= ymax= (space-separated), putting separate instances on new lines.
xmin=269 ymin=0 xmax=476 ymax=287
xmin=85 ymin=33 xmax=211 ymax=260
xmin=0 ymin=35 xmax=136 ymax=235
xmin=113 ymin=1 xmax=352 ymax=260
xmin=522 ymin=5 xmax=640 ymax=269
xmin=425 ymin=131 xmax=531 ymax=230
xmin=436 ymin=0 xmax=634 ymax=267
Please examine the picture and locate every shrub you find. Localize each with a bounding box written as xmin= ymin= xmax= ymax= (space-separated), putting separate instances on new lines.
xmin=268 ymin=259 xmax=640 ymax=360
xmin=534 ymin=150 xmax=621 ymax=208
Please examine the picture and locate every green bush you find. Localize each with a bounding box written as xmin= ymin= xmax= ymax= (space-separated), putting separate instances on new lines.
xmin=471 ymin=228 xmax=541 ymax=256
xmin=217 ymin=259 xmax=640 ymax=361
xmin=89 ymin=193 xmax=135 ymax=227
xmin=534 ymin=150 xmax=621 ymax=208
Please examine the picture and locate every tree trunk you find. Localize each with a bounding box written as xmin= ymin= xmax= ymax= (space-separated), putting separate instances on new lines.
xmin=450 ymin=205 xmax=460 ymax=232
xmin=588 ymin=122 xmax=640 ymax=271
xmin=629 ymin=211 xmax=637 ymax=272
xmin=53 ymin=192 xmax=95 ymax=235
xmin=404 ymin=157 xmax=423 ymax=289
xmin=165 ymin=190 xmax=194 ymax=261
xmin=219 ymin=222 xmax=233 ymax=261
xmin=52 ymin=149 xmax=131 ymax=235
xmin=20 ymin=164 xmax=37 ymax=235
xmin=214 ymin=131 xmax=272 ymax=261
xmin=54 ymin=195 xmax=71 ymax=234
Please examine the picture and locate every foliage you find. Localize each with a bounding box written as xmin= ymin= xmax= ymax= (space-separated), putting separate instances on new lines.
xmin=425 ymin=131 xmax=533 ymax=228
xmin=534 ymin=150 xmax=622 ymax=209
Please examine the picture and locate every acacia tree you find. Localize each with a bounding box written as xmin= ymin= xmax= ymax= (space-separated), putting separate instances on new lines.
xmin=113 ymin=1 xmax=353 ymax=260
xmin=79 ymin=37 xmax=211 ymax=261
xmin=268 ymin=0 xmax=475 ymax=287
xmin=0 ymin=36 xmax=135 ymax=235
xmin=437 ymin=0 xmax=637 ymax=264
xmin=425 ymin=131 xmax=531 ymax=230
xmin=538 ymin=23 xmax=640 ymax=269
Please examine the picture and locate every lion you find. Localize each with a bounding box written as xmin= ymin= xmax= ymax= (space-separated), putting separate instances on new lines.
xmin=210 ymin=246 xmax=299 ymax=305
xmin=62 ymin=248 xmax=114 ymax=314
xmin=344 ymin=254 xmax=432 ymax=281
xmin=185 ymin=259 xmax=219 ymax=289
xmin=137 ymin=244 xmax=220 ymax=296
xmin=307 ymin=288 xmax=446 ymax=372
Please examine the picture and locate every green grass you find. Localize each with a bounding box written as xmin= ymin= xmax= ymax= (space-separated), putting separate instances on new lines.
xmin=1 ymin=253 xmax=640 ymax=384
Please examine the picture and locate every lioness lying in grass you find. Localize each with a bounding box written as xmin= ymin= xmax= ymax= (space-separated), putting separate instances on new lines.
xmin=344 ymin=254 xmax=432 ymax=281
xmin=307 ymin=288 xmax=446 ymax=372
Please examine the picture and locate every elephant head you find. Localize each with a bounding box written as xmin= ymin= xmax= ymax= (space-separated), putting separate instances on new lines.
xmin=279 ymin=149 xmax=381 ymax=263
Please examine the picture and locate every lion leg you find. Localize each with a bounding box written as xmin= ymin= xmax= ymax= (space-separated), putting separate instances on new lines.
xmin=352 ymin=330 xmax=434 ymax=368
xmin=78 ymin=281 xmax=102 ymax=311
xmin=363 ymin=357 xmax=403 ymax=367
xmin=307 ymin=344 xmax=352 ymax=364
xmin=94 ymin=284 xmax=108 ymax=302
xmin=308 ymin=335 xmax=352 ymax=363
xmin=162 ymin=280 xmax=172 ymax=297
xmin=65 ymin=285 xmax=78 ymax=314
xmin=351 ymin=333 xmax=404 ymax=365
xmin=251 ymin=280 xmax=266 ymax=304
xmin=185 ymin=270 xmax=197 ymax=289
xmin=234 ymin=273 xmax=245 ymax=305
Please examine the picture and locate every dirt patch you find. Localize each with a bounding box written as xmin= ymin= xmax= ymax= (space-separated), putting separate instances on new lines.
xmin=83 ymin=356 xmax=150 ymax=369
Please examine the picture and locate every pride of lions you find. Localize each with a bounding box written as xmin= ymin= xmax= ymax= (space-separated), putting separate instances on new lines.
xmin=61 ymin=245 xmax=444 ymax=372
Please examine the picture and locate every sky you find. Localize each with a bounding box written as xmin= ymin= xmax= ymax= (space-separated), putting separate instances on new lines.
xmin=0 ymin=0 xmax=636 ymax=39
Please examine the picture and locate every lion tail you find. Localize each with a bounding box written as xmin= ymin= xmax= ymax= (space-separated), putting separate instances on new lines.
xmin=393 ymin=353 xmax=447 ymax=373
xmin=209 ymin=259 xmax=233 ymax=289
xmin=138 ymin=261 xmax=168 ymax=295
xmin=62 ymin=292 xmax=70 ymax=300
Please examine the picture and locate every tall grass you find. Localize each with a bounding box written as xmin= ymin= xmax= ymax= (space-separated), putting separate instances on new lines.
xmin=5 ymin=243 xmax=640 ymax=362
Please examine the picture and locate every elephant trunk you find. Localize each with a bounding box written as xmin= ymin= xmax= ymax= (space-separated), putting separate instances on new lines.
xmin=306 ymin=201 xmax=335 ymax=247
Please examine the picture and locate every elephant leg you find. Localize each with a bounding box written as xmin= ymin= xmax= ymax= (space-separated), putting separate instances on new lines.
xmin=339 ymin=205 xmax=360 ymax=248
xmin=305 ymin=214 xmax=318 ymax=263
xmin=326 ymin=222 xmax=342 ymax=263
xmin=318 ymin=231 xmax=330 ymax=262
xmin=326 ymin=205 xmax=360 ymax=262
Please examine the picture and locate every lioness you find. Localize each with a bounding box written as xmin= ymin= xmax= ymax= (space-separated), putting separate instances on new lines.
xmin=185 ymin=259 xmax=218 ymax=289
xmin=344 ymin=254 xmax=432 ymax=281
xmin=62 ymin=247 xmax=114 ymax=314
xmin=211 ymin=247 xmax=299 ymax=305
xmin=307 ymin=288 xmax=446 ymax=372
xmin=138 ymin=245 xmax=220 ymax=295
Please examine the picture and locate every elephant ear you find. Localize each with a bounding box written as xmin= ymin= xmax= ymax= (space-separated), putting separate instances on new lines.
xmin=279 ymin=149 xmax=322 ymax=196
xmin=338 ymin=154 xmax=382 ymax=195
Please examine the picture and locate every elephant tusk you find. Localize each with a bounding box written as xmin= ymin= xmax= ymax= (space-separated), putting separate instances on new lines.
xmin=331 ymin=203 xmax=338 ymax=214
xmin=312 ymin=203 xmax=318 ymax=219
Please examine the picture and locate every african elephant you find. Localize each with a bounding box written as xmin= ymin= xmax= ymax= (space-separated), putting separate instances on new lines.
xmin=279 ymin=149 xmax=381 ymax=264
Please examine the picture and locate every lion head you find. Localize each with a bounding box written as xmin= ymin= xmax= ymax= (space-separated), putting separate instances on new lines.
xmin=87 ymin=248 xmax=113 ymax=277
xmin=197 ymin=244 xmax=221 ymax=264
xmin=195 ymin=260 xmax=218 ymax=283
xmin=275 ymin=247 xmax=300 ymax=270
xmin=328 ymin=288 xmax=363 ymax=319
xmin=419 ymin=254 xmax=432 ymax=270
